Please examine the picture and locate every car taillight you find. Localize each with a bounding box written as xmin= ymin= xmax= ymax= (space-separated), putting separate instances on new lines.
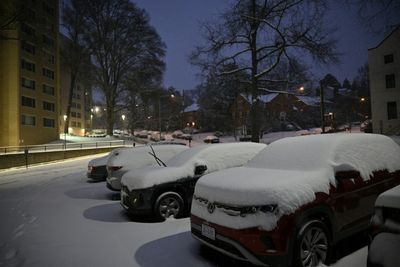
xmin=109 ymin=166 xmax=122 ymax=171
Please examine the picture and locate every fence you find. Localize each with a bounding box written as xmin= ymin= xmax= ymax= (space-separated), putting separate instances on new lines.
xmin=0 ymin=140 xmax=125 ymax=155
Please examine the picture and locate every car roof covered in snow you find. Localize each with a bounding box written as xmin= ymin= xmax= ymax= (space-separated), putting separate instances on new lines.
xmin=247 ymin=133 xmax=400 ymax=182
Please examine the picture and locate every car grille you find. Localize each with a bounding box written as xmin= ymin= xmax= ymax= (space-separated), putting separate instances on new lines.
xmin=192 ymin=226 xmax=247 ymax=260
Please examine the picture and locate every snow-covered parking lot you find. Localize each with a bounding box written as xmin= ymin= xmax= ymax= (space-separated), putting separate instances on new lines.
xmin=0 ymin=153 xmax=369 ymax=267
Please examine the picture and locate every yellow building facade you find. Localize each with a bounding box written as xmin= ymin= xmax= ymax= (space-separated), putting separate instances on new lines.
xmin=0 ymin=0 xmax=60 ymax=147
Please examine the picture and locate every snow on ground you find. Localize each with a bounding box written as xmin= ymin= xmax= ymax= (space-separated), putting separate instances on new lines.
xmin=0 ymin=155 xmax=369 ymax=267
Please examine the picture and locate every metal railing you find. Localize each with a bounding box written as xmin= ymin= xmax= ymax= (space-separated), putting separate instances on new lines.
xmin=0 ymin=140 xmax=125 ymax=155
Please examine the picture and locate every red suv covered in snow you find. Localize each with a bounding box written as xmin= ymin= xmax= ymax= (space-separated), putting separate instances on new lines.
xmin=191 ymin=134 xmax=400 ymax=267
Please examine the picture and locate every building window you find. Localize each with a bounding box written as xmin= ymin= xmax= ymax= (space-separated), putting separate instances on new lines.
xmin=42 ymin=34 xmax=54 ymax=47
xmin=384 ymin=54 xmax=394 ymax=64
xmin=21 ymin=41 xmax=35 ymax=55
xmin=43 ymin=101 xmax=55 ymax=112
xmin=21 ymin=77 xmax=35 ymax=90
xmin=21 ymin=115 xmax=36 ymax=126
xmin=21 ymin=96 xmax=35 ymax=108
xmin=77 ymin=103 xmax=81 ymax=109
xmin=386 ymin=74 xmax=396 ymax=88
xmin=21 ymin=59 xmax=35 ymax=72
xmin=77 ymin=112 xmax=81 ymax=118
xmin=42 ymin=68 xmax=54 ymax=80
xmin=387 ymin=102 xmax=398 ymax=120
xmin=71 ymin=111 xmax=76 ymax=118
xmin=43 ymin=50 xmax=54 ymax=64
xmin=21 ymin=23 xmax=35 ymax=36
xmin=43 ymin=118 xmax=55 ymax=128
xmin=43 ymin=84 xmax=55 ymax=95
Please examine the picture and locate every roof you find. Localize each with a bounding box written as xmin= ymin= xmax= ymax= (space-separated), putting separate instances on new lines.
xmin=184 ymin=103 xmax=199 ymax=113
xmin=368 ymin=25 xmax=400 ymax=50
xmin=240 ymin=93 xmax=279 ymax=104
xmin=297 ymin=96 xmax=320 ymax=106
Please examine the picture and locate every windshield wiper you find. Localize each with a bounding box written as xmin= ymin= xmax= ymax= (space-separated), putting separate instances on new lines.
xmin=148 ymin=145 xmax=167 ymax=167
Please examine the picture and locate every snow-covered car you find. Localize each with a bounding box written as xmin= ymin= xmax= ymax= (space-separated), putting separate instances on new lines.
xmin=87 ymin=152 xmax=114 ymax=180
xmin=172 ymin=130 xmax=183 ymax=138
xmin=106 ymin=144 xmax=188 ymax=191
xmin=120 ymin=142 xmax=266 ymax=220
xmin=191 ymin=134 xmax=400 ymax=267
xmin=203 ymin=135 xmax=220 ymax=144
xmin=367 ymin=185 xmax=400 ymax=267
xmin=180 ymin=133 xmax=192 ymax=140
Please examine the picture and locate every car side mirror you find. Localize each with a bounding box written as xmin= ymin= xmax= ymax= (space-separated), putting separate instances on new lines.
xmin=194 ymin=165 xmax=207 ymax=176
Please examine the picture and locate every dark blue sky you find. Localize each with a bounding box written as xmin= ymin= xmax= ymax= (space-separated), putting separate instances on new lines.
xmin=135 ymin=0 xmax=384 ymax=90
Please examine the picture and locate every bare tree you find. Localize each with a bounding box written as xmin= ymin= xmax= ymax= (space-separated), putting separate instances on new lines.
xmin=82 ymin=0 xmax=165 ymax=135
xmin=0 ymin=0 xmax=34 ymax=40
xmin=191 ymin=0 xmax=338 ymax=142
xmin=61 ymin=0 xmax=91 ymax=135
xmin=347 ymin=0 xmax=400 ymax=34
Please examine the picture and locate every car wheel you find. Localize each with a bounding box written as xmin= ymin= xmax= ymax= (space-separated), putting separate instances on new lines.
xmin=154 ymin=192 xmax=184 ymax=220
xmin=293 ymin=220 xmax=331 ymax=267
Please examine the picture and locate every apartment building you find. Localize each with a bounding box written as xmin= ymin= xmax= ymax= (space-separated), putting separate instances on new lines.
xmin=0 ymin=0 xmax=60 ymax=147
xmin=368 ymin=26 xmax=400 ymax=134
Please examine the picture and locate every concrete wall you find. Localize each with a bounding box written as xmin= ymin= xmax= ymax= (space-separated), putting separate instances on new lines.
xmin=0 ymin=146 xmax=123 ymax=170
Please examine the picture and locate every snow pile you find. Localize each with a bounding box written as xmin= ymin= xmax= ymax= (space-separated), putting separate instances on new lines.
xmin=122 ymin=142 xmax=266 ymax=190
xmin=368 ymin=233 xmax=400 ymax=267
xmin=192 ymin=134 xmax=400 ymax=230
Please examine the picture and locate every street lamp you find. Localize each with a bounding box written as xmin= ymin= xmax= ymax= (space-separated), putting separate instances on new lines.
xmin=299 ymin=86 xmax=305 ymax=94
xmin=121 ymin=114 xmax=126 ymax=135
xmin=63 ymin=115 xmax=67 ymax=149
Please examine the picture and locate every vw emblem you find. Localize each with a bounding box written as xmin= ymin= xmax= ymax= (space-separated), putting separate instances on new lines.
xmin=207 ymin=203 xmax=215 ymax=214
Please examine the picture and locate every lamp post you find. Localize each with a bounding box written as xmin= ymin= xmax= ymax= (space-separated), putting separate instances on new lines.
xmin=63 ymin=115 xmax=67 ymax=149
xmin=319 ymin=81 xmax=325 ymax=134
xmin=121 ymin=114 xmax=126 ymax=135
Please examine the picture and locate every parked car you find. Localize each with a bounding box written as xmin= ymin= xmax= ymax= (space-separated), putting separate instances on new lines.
xmin=367 ymin=184 xmax=400 ymax=267
xmin=120 ymin=142 xmax=266 ymax=220
xmin=191 ymin=134 xmax=400 ymax=267
xmin=172 ymin=130 xmax=183 ymax=138
xmin=87 ymin=152 xmax=116 ymax=180
xmin=203 ymin=135 xmax=220 ymax=144
xmin=106 ymin=144 xmax=188 ymax=191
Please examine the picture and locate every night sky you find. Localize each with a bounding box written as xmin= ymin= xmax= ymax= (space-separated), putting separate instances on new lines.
xmin=135 ymin=0 xmax=384 ymax=90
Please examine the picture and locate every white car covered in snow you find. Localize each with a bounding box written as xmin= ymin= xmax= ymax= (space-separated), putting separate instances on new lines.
xmin=120 ymin=142 xmax=266 ymax=220
xmin=367 ymin=184 xmax=400 ymax=267
xmin=191 ymin=134 xmax=400 ymax=267
xmin=106 ymin=144 xmax=187 ymax=191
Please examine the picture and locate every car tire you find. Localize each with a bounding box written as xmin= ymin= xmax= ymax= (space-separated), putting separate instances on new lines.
xmin=293 ymin=220 xmax=331 ymax=267
xmin=154 ymin=192 xmax=184 ymax=220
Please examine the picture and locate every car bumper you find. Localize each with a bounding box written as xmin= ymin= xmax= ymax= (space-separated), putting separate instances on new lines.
xmin=120 ymin=186 xmax=154 ymax=215
xmin=87 ymin=166 xmax=107 ymax=180
xmin=190 ymin=215 xmax=290 ymax=267
xmin=106 ymin=176 xmax=121 ymax=191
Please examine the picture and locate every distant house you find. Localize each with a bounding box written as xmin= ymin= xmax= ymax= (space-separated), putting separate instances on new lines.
xmin=232 ymin=92 xmax=330 ymax=135
xmin=368 ymin=26 xmax=400 ymax=134
xmin=183 ymin=103 xmax=199 ymax=129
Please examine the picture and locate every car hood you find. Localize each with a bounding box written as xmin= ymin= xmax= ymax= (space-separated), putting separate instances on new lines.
xmin=194 ymin=166 xmax=332 ymax=215
xmin=121 ymin=165 xmax=194 ymax=190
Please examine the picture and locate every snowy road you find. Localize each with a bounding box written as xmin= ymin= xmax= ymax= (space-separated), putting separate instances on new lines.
xmin=0 ymin=154 xmax=367 ymax=267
